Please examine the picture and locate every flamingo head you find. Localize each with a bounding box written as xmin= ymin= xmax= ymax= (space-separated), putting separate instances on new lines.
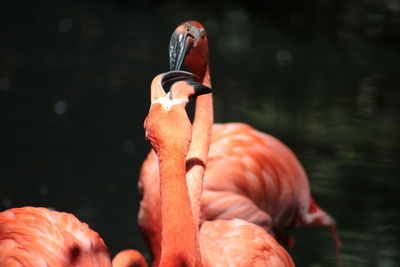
xmin=169 ymin=21 xmax=209 ymax=76
xmin=144 ymin=70 xmax=212 ymax=155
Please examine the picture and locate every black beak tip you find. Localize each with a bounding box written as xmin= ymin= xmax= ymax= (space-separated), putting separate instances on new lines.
xmin=189 ymin=81 xmax=213 ymax=97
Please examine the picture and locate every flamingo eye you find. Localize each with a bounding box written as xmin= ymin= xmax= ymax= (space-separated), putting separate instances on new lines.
xmin=199 ymin=28 xmax=205 ymax=38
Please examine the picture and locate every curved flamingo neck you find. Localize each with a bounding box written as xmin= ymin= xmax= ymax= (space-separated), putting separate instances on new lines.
xmin=112 ymin=249 xmax=148 ymax=267
xmin=200 ymin=64 xmax=211 ymax=87
xmin=157 ymin=146 xmax=202 ymax=267
xmin=186 ymin=61 xmax=213 ymax=227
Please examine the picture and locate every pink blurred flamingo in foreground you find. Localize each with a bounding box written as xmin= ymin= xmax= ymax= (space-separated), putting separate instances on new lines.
xmin=139 ymin=21 xmax=341 ymax=266
xmin=0 ymin=206 xmax=147 ymax=267
xmin=143 ymin=70 xmax=294 ymax=266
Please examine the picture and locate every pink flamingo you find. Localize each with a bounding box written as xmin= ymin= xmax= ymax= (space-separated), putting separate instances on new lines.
xmin=138 ymin=21 xmax=341 ymax=266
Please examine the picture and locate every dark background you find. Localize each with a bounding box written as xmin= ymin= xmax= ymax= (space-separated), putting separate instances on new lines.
xmin=1 ymin=1 xmax=400 ymax=266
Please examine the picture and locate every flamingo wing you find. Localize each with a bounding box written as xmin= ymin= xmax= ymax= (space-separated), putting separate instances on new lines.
xmin=202 ymin=123 xmax=338 ymax=244
xmin=0 ymin=207 xmax=111 ymax=267
xmin=199 ymin=219 xmax=295 ymax=267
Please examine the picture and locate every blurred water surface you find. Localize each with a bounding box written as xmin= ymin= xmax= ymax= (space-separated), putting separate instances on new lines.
xmin=1 ymin=1 xmax=400 ymax=266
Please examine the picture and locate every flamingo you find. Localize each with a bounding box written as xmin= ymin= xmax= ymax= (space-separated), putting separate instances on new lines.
xmin=143 ymin=69 xmax=294 ymax=266
xmin=139 ymin=21 xmax=341 ymax=265
xmin=0 ymin=206 xmax=147 ymax=267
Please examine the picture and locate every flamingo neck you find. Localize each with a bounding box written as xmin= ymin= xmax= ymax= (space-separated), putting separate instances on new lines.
xmin=112 ymin=249 xmax=148 ymax=267
xmin=157 ymin=148 xmax=202 ymax=267
xmin=186 ymin=62 xmax=213 ymax=227
xmin=200 ymin=64 xmax=212 ymax=87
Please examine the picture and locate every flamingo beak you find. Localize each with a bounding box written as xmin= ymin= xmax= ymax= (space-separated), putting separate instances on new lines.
xmin=161 ymin=70 xmax=197 ymax=87
xmin=188 ymin=80 xmax=213 ymax=97
xmin=169 ymin=29 xmax=191 ymax=71
xmin=162 ymin=70 xmax=212 ymax=97
xmin=169 ymin=23 xmax=203 ymax=70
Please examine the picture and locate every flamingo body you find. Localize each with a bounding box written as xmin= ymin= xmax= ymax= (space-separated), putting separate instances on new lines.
xmin=202 ymin=123 xmax=335 ymax=239
xmin=199 ymin=219 xmax=294 ymax=267
xmin=0 ymin=206 xmax=111 ymax=267
xmin=202 ymin=122 xmax=307 ymax=232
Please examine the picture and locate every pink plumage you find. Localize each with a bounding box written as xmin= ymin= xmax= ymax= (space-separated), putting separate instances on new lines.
xmin=0 ymin=207 xmax=112 ymax=267
xmin=139 ymin=123 xmax=340 ymax=264
xmin=201 ymin=123 xmax=338 ymax=243
xmin=200 ymin=219 xmax=294 ymax=266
